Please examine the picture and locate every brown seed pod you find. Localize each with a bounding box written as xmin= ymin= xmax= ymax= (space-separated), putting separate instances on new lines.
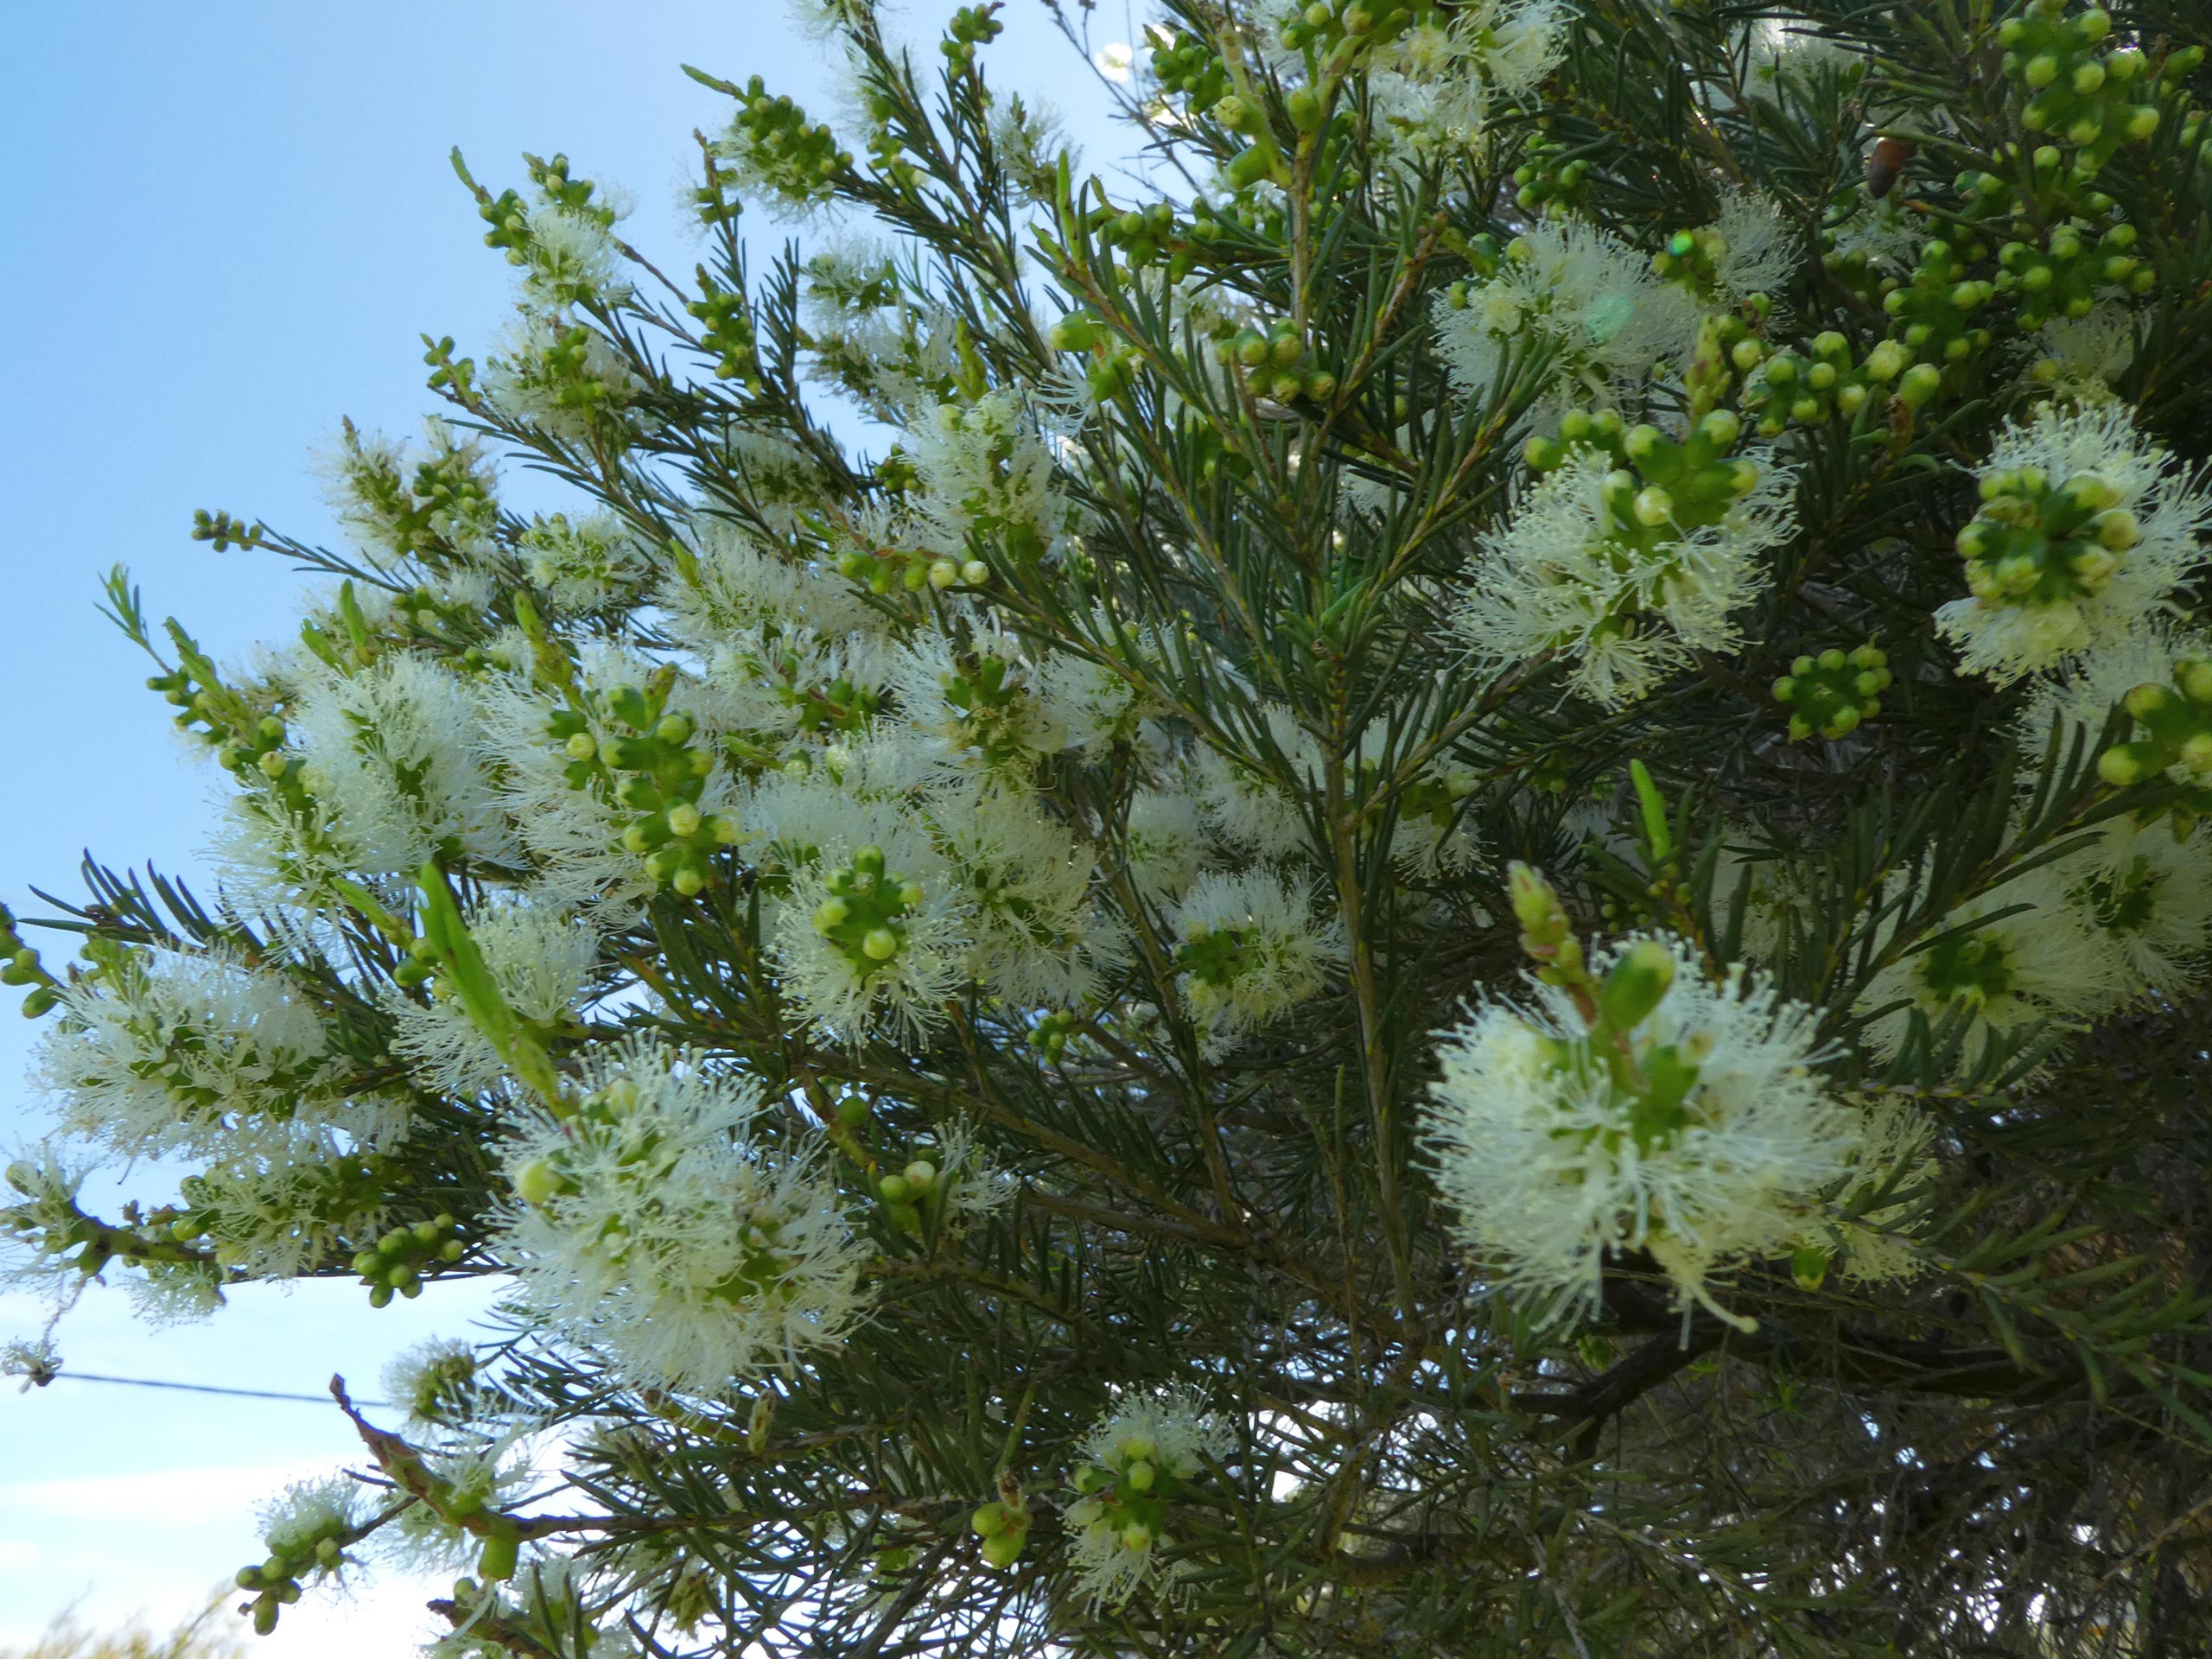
xmin=1867 ymin=134 xmax=1915 ymax=199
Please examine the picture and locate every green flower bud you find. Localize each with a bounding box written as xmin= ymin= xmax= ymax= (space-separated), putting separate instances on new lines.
xmin=1599 ymin=939 xmax=1675 ymax=1031
xmin=515 ymin=1159 xmax=563 ymax=1208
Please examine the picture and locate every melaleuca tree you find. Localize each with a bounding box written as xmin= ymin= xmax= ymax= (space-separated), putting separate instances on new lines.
xmin=5 ymin=0 xmax=2212 ymax=1650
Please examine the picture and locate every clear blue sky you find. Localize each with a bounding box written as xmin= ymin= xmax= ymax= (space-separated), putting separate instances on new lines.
xmin=0 ymin=3 xmax=1132 ymax=1649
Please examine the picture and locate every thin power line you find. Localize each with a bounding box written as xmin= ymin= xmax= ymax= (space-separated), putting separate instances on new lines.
xmin=33 ymin=1370 xmax=390 ymax=1408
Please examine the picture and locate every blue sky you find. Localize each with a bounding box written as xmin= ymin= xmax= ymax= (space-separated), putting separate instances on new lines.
xmin=1 ymin=3 xmax=1132 ymax=1649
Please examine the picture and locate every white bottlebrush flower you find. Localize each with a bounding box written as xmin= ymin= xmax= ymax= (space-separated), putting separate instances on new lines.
xmin=1742 ymin=12 xmax=1859 ymax=93
xmin=1435 ymin=220 xmax=1699 ymax=406
xmin=906 ymin=392 xmax=1079 ymax=563
xmin=770 ymin=842 xmax=972 ymax=1039
xmin=481 ymin=315 xmax=650 ymax=445
xmin=1032 ymin=626 xmax=1155 ymax=755
xmin=891 ymin=626 xmax=1071 ymax=775
xmin=388 ymin=899 xmax=598 ymax=1097
xmin=381 ymin=1336 xmax=486 ymax=1427
xmin=1936 ymin=402 xmax=2212 ymax=683
xmin=1705 ymin=189 xmax=1797 ymax=299
xmin=1790 ymin=1093 xmax=1937 ymax=1286
xmin=1064 ymin=1385 xmax=1233 ymax=1612
xmin=1191 ymin=704 xmax=1322 ymax=861
xmin=1855 ymin=880 xmax=2119 ymax=1066
xmin=35 ymin=946 xmax=368 ymax=1160
xmin=519 ymin=511 xmax=654 ymax=616
xmin=520 ymin=200 xmax=632 ymax=308
xmin=1825 ymin=195 xmax=1926 ymax=277
xmin=311 ymin=418 xmax=499 ymax=571
xmin=2031 ymin=303 xmax=2137 ymax=404
xmin=1167 ymin=871 xmax=1346 ymax=1056
xmin=173 ymin=1148 xmax=391 ymax=1279
xmin=258 ymin=1473 xmax=371 ymax=1580
xmin=1426 ymin=933 xmax=1859 ymax=1320
xmin=1454 ymin=443 xmax=1796 ymax=707
xmin=291 ymin=652 xmax=518 ymax=876
xmin=496 ymin=1039 xmax=871 ymax=1391
xmin=694 ymin=624 xmax=893 ymax=752
xmin=928 ymin=783 xmax=1118 ymax=1007
xmin=2002 ymin=818 xmax=2212 ymax=1005
xmin=662 ymin=516 xmax=882 ymax=647
xmin=1357 ymin=0 xmax=1567 ymax=155
xmin=1125 ymin=786 xmax=1206 ymax=905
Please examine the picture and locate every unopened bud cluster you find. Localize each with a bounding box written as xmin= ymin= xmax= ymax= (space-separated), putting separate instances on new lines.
xmin=1882 ymin=239 xmax=1994 ymax=364
xmin=1217 ymin=319 xmax=1337 ymax=406
xmin=969 ymin=1485 xmax=1032 ymax=1569
xmin=1743 ymin=332 xmax=1933 ymax=434
xmin=2099 ymin=658 xmax=2212 ymax=791
xmin=812 ymin=844 xmax=928 ymax=982
xmin=938 ymin=4 xmax=1003 ymax=72
xmin=2001 ymin=1 xmax=2164 ymax=174
xmin=1525 ymin=406 xmax=1764 ymax=542
xmin=1065 ymin=1428 xmax=1185 ymax=1575
xmin=548 ymin=683 xmax=735 ymax=895
xmin=1998 ymin=219 xmax=2150 ymax=330
xmin=1955 ymin=463 xmax=2139 ymax=612
xmin=351 ymin=1214 xmax=466 ymax=1308
xmin=728 ymin=78 xmax=850 ymax=204
xmin=1774 ymin=645 xmax=1892 ymax=741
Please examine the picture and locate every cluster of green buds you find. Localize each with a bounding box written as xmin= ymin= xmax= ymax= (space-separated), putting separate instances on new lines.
xmin=0 ymin=906 xmax=56 ymax=1018
xmin=1091 ymin=198 xmax=1189 ymax=277
xmin=1882 ymin=240 xmax=1994 ymax=364
xmin=216 ymin=715 xmax=292 ymax=784
xmin=1524 ymin=407 xmax=1765 ymax=539
xmin=189 ymin=507 xmax=266 ymax=552
xmin=1742 ymin=334 xmax=1932 ymax=434
xmin=2097 ymin=659 xmax=2212 ymax=791
xmin=1513 ymin=135 xmax=1592 ymax=216
xmin=833 ymin=524 xmax=988 ymax=595
xmin=1217 ymin=319 xmax=1336 ymax=405
xmin=2001 ymin=1 xmax=2163 ymax=174
xmin=1147 ymin=27 xmax=1230 ymax=109
xmin=531 ymin=321 xmax=637 ymax=424
xmin=1029 ymin=1008 xmax=1079 ymax=1059
xmin=1274 ymin=0 xmax=1432 ymax=66
xmin=813 ymin=844 xmax=928 ymax=981
xmin=549 ymin=684 xmax=736 ymax=896
xmin=874 ymin=1150 xmax=951 ymax=1234
xmin=1649 ymin=225 xmax=1738 ymax=297
xmin=234 ymin=1522 xmax=356 ymax=1635
xmin=1997 ymin=219 xmax=2150 ymax=329
xmin=1065 ymin=1427 xmax=1189 ymax=1567
xmin=352 ymin=1216 xmax=465 ymax=1308
xmin=1955 ymin=461 xmax=2139 ymax=613
xmin=687 ymin=276 xmax=761 ymax=389
xmin=1682 ymin=307 xmax=1770 ymax=416
xmin=939 ymin=3 xmax=1003 ymax=70
xmin=969 ymin=1482 xmax=1032 ymax=1569
xmin=1773 ymin=645 xmax=1892 ymax=741
xmin=728 ymin=77 xmax=850 ymax=204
